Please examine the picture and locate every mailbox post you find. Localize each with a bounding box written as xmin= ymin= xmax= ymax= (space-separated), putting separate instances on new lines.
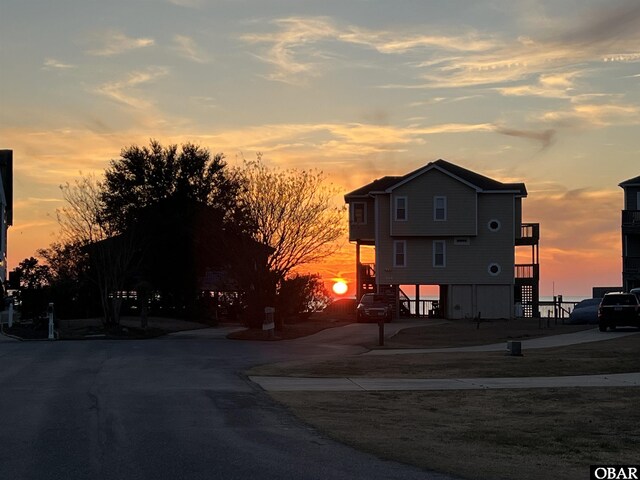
xmin=47 ymin=303 xmax=55 ymax=340
xmin=263 ymin=307 xmax=275 ymax=337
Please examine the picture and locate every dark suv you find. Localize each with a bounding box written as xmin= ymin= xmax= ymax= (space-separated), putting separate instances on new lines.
xmin=598 ymin=292 xmax=640 ymax=332
xmin=356 ymin=294 xmax=393 ymax=323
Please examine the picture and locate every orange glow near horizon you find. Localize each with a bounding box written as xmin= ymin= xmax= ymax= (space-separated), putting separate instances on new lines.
xmin=8 ymin=195 xmax=624 ymax=300
xmin=332 ymin=280 xmax=348 ymax=295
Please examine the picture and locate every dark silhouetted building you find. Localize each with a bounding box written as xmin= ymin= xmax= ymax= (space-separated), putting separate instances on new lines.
xmin=620 ymin=175 xmax=640 ymax=291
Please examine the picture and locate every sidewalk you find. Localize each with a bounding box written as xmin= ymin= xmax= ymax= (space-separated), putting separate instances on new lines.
xmin=250 ymin=372 xmax=640 ymax=392
xmin=364 ymin=327 xmax=640 ymax=355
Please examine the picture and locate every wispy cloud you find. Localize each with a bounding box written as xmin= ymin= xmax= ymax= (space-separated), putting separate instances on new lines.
xmin=340 ymin=28 xmax=496 ymax=54
xmin=14 ymin=197 xmax=63 ymax=209
xmin=415 ymin=2 xmax=640 ymax=89
xmin=87 ymin=29 xmax=155 ymax=56
xmin=191 ymin=121 xmax=556 ymax=161
xmin=94 ymin=67 xmax=169 ymax=109
xmin=42 ymin=58 xmax=76 ymax=70
xmin=172 ymin=35 xmax=210 ymax=63
xmin=539 ymin=103 xmax=640 ymax=129
xmin=241 ymin=17 xmax=338 ymax=83
xmin=496 ymin=71 xmax=581 ymax=98
xmin=242 ymin=4 xmax=640 ymax=87
xmin=241 ymin=16 xmax=496 ymax=84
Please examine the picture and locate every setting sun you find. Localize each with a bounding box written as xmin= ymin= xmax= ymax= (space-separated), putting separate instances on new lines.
xmin=332 ymin=280 xmax=348 ymax=295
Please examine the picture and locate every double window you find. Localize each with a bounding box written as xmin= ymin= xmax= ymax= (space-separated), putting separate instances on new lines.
xmin=433 ymin=240 xmax=446 ymax=267
xmin=394 ymin=240 xmax=406 ymax=267
xmin=434 ymin=196 xmax=447 ymax=221
xmin=395 ymin=196 xmax=407 ymax=221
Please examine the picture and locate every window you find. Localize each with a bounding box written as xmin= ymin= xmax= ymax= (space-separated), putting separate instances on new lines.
xmin=394 ymin=240 xmax=406 ymax=267
xmin=488 ymin=219 xmax=501 ymax=232
xmin=433 ymin=240 xmax=445 ymax=267
xmin=454 ymin=237 xmax=470 ymax=246
xmin=351 ymin=202 xmax=366 ymax=225
xmin=434 ymin=196 xmax=447 ymax=221
xmin=395 ymin=196 xmax=407 ymax=221
xmin=488 ymin=263 xmax=501 ymax=276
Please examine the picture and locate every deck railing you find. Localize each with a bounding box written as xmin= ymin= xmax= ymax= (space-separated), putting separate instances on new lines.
xmin=623 ymin=256 xmax=640 ymax=274
xmin=622 ymin=210 xmax=640 ymax=226
xmin=520 ymin=223 xmax=540 ymax=241
xmin=515 ymin=263 xmax=539 ymax=279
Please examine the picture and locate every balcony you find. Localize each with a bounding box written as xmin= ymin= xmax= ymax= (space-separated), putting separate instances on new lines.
xmin=515 ymin=223 xmax=540 ymax=246
xmin=622 ymin=210 xmax=640 ymax=234
xmin=623 ymin=256 xmax=640 ymax=275
xmin=515 ymin=263 xmax=539 ymax=282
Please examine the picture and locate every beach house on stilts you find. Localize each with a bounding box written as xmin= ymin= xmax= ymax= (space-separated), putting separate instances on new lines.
xmin=345 ymin=159 xmax=540 ymax=320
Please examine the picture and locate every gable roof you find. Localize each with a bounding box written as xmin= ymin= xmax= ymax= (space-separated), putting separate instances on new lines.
xmin=345 ymin=159 xmax=527 ymax=200
xmin=344 ymin=175 xmax=402 ymax=198
xmin=620 ymin=175 xmax=640 ymax=187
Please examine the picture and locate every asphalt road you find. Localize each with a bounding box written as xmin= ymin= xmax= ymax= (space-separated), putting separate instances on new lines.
xmin=0 ymin=323 xmax=455 ymax=480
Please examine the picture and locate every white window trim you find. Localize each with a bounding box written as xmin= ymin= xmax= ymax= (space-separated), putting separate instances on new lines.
xmin=394 ymin=196 xmax=408 ymax=221
xmin=434 ymin=196 xmax=447 ymax=221
xmin=351 ymin=202 xmax=367 ymax=225
xmin=433 ymin=240 xmax=446 ymax=268
xmin=394 ymin=240 xmax=407 ymax=267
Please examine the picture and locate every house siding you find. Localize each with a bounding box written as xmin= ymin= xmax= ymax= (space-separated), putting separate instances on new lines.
xmin=514 ymin=197 xmax=522 ymax=239
xmin=390 ymin=169 xmax=477 ymax=237
xmin=376 ymin=193 xmax=515 ymax=287
xmin=348 ymin=197 xmax=376 ymax=242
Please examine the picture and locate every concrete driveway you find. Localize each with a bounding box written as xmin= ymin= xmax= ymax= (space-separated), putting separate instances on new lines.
xmin=0 ymin=323 xmax=455 ymax=480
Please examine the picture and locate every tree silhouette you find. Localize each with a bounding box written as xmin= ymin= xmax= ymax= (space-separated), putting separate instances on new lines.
xmin=236 ymin=157 xmax=346 ymax=283
xmin=101 ymin=140 xmax=247 ymax=233
xmin=97 ymin=140 xmax=256 ymax=319
xmin=56 ymin=175 xmax=138 ymax=325
xmin=15 ymin=257 xmax=51 ymax=290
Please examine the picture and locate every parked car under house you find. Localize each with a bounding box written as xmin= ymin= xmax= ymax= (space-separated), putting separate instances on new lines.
xmin=356 ymin=293 xmax=393 ymax=323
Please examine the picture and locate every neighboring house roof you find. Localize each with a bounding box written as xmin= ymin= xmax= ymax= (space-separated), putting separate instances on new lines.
xmin=345 ymin=176 xmax=402 ymax=197
xmin=619 ymin=175 xmax=640 ymax=187
xmin=345 ymin=159 xmax=527 ymax=200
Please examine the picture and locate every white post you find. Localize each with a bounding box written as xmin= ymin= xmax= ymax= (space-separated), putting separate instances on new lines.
xmin=8 ymin=301 xmax=13 ymax=328
xmin=263 ymin=307 xmax=275 ymax=336
xmin=48 ymin=303 xmax=54 ymax=340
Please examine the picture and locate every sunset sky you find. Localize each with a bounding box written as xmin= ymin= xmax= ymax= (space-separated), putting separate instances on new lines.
xmin=1 ymin=0 xmax=639 ymax=297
